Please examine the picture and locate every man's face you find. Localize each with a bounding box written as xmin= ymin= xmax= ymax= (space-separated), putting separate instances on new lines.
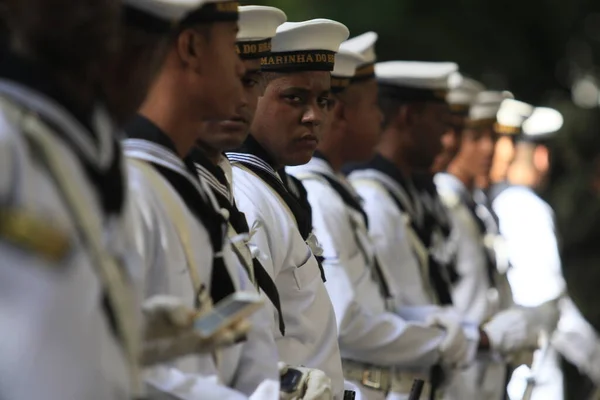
xmin=408 ymin=102 xmax=451 ymax=170
xmin=432 ymin=113 xmax=465 ymax=172
xmin=251 ymin=71 xmax=331 ymax=167
xmin=199 ymin=58 xmax=262 ymax=154
xmin=342 ymin=80 xmax=383 ymax=163
xmin=196 ymin=21 xmax=245 ymax=120
xmin=489 ymin=135 xmax=516 ymax=183
xmin=455 ymin=125 xmax=497 ymax=179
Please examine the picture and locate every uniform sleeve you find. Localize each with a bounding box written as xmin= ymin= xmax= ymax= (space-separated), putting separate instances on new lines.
xmin=305 ymin=181 xmax=444 ymax=368
xmin=353 ymin=182 xmax=434 ymax=307
xmin=494 ymin=190 xmax=565 ymax=307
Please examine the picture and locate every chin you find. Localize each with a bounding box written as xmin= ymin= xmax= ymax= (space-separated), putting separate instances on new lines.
xmin=215 ymin=133 xmax=248 ymax=152
xmin=284 ymin=151 xmax=314 ymax=167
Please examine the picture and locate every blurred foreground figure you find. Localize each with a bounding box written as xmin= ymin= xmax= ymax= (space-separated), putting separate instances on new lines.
xmin=0 ymin=0 xmax=141 ymax=398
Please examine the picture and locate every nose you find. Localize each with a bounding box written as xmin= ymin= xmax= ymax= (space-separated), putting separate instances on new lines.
xmin=301 ymin=102 xmax=323 ymax=127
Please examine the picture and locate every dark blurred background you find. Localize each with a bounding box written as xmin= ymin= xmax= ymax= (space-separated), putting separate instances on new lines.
xmin=251 ymin=0 xmax=600 ymax=332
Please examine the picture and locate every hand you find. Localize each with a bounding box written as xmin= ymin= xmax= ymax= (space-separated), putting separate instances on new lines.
xmin=426 ymin=314 xmax=469 ymax=367
xmin=279 ymin=365 xmax=333 ymax=400
xmin=483 ymin=308 xmax=539 ymax=355
xmin=142 ymin=295 xmax=197 ymax=341
xmin=141 ymin=319 xmax=251 ymax=366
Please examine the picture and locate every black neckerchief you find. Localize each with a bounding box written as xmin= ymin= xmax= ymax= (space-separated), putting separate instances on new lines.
xmin=346 ymin=154 xmax=454 ymax=305
xmin=227 ymin=136 xmax=326 ymax=282
xmin=124 ymin=115 xmax=235 ymax=305
xmin=188 ymin=148 xmax=286 ymax=335
xmin=0 ymin=49 xmax=125 ymax=215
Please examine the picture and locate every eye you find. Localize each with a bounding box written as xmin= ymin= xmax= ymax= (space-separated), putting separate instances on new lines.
xmin=242 ymin=78 xmax=258 ymax=88
xmin=317 ymin=96 xmax=331 ymax=108
xmin=283 ymin=94 xmax=304 ymax=104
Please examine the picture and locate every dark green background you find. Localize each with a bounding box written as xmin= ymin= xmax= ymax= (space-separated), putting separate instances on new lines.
xmin=250 ymin=0 xmax=600 ymax=331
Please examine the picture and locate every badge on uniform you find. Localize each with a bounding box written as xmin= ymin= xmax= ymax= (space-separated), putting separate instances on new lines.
xmin=0 ymin=208 xmax=71 ymax=263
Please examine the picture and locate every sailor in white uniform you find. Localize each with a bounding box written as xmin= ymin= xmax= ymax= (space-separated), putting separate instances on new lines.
xmin=345 ymin=61 xmax=486 ymax=399
xmin=436 ymin=91 xmax=544 ymax=400
xmin=123 ymin=1 xmax=280 ymax=399
xmin=490 ymin=107 xmax=596 ymax=399
xmin=288 ymin=36 xmax=471 ymax=400
xmin=227 ymin=19 xmax=351 ymax=400
xmin=187 ymin=5 xmax=301 ymax=397
xmin=0 ymin=1 xmax=150 ymax=398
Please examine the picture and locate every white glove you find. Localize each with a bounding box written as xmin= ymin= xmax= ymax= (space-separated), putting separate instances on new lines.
xmin=279 ymin=363 xmax=333 ymax=400
xmin=483 ymin=307 xmax=539 ymax=355
xmin=426 ymin=313 xmax=469 ymax=367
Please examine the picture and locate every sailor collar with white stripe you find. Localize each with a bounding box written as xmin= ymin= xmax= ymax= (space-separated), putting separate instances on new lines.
xmin=0 ymin=50 xmax=125 ymax=214
xmin=188 ymin=147 xmax=232 ymax=203
xmin=123 ymin=114 xmax=210 ymax=203
xmin=433 ymin=172 xmax=474 ymax=207
xmin=226 ymin=134 xmax=282 ymax=181
xmin=345 ymin=153 xmax=423 ymax=220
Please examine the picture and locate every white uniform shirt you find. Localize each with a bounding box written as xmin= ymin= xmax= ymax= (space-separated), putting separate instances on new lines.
xmin=288 ymin=158 xmax=444 ymax=369
xmin=492 ymin=185 xmax=565 ymax=307
xmin=434 ymin=173 xmax=507 ymax=400
xmin=124 ymin=130 xmax=278 ymax=399
xmin=0 ymin=79 xmax=134 ymax=400
xmin=229 ymin=154 xmax=345 ymax=399
xmin=348 ymin=175 xmax=437 ymax=309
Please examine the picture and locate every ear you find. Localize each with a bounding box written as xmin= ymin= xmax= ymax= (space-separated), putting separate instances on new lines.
xmin=335 ymin=98 xmax=349 ymax=124
xmin=176 ymin=28 xmax=207 ymax=72
xmin=533 ymin=144 xmax=549 ymax=173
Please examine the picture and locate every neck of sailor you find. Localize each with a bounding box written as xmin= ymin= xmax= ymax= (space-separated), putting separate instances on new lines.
xmin=317 ymin=101 xmax=345 ymax=172
xmin=138 ymin=64 xmax=201 ymax=158
xmin=447 ymin=159 xmax=476 ymax=191
xmin=377 ymin=125 xmax=413 ymax=178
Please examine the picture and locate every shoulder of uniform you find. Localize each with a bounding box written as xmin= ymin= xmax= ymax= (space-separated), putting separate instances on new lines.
xmin=437 ymin=190 xmax=461 ymax=209
xmin=0 ymin=208 xmax=72 ymax=264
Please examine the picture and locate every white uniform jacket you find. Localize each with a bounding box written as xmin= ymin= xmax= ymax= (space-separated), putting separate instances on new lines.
xmin=434 ymin=173 xmax=506 ymax=400
xmin=227 ymin=144 xmax=345 ymax=399
xmin=492 ymin=184 xmax=566 ymax=400
xmin=123 ymin=116 xmax=278 ymax=399
xmin=492 ymin=184 xmax=565 ymax=308
xmin=288 ymin=157 xmax=445 ymax=369
xmin=0 ymin=72 xmax=137 ymax=399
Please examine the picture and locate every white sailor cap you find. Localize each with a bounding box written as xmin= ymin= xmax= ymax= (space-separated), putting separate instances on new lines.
xmin=331 ymin=49 xmax=366 ymax=92
xmin=494 ymin=99 xmax=534 ymax=136
xmin=376 ymin=61 xmax=458 ymax=102
xmin=521 ymin=107 xmax=563 ymax=141
xmin=466 ymin=90 xmax=514 ymax=127
xmin=261 ymin=19 xmax=350 ymax=72
xmin=446 ymin=72 xmax=485 ymax=114
xmin=236 ymin=6 xmax=286 ymax=60
xmin=339 ymin=31 xmax=378 ymax=81
xmin=123 ymin=0 xmax=239 ymax=33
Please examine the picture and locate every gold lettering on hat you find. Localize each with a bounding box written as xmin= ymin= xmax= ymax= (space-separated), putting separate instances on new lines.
xmin=216 ymin=1 xmax=240 ymax=12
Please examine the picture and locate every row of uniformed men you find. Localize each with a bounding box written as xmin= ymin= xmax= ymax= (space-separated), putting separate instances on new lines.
xmin=1 ymin=0 xmax=599 ymax=399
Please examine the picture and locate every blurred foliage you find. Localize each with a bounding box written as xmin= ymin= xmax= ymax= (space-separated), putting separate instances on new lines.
xmin=250 ymin=0 xmax=600 ymax=330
